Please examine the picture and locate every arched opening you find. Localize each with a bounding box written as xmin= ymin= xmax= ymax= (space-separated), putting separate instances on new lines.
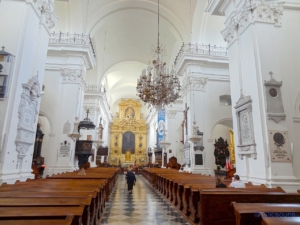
xmin=219 ymin=95 xmax=232 ymax=106
xmin=38 ymin=113 xmax=51 ymax=177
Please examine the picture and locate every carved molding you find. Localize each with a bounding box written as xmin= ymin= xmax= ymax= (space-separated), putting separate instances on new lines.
xmin=15 ymin=75 xmax=41 ymax=159
xmin=222 ymin=1 xmax=284 ymax=45
xmin=181 ymin=76 xmax=208 ymax=96
xmin=32 ymin=0 xmax=57 ymax=31
xmin=60 ymin=68 xmax=86 ymax=88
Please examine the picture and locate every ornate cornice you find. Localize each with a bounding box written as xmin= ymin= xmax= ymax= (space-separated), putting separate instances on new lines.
xmin=222 ymin=1 xmax=284 ymax=45
xmin=32 ymin=0 xmax=57 ymax=32
xmin=60 ymin=68 xmax=86 ymax=89
xmin=181 ymin=76 xmax=208 ymax=96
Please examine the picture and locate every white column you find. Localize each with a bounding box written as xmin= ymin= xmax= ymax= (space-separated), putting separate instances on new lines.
xmin=207 ymin=0 xmax=300 ymax=191
xmin=0 ymin=0 xmax=56 ymax=183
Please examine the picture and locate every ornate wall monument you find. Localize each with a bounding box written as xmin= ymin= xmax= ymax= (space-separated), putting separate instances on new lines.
xmin=109 ymin=99 xmax=147 ymax=167
xmin=15 ymin=76 xmax=41 ymax=170
xmin=264 ymin=73 xmax=286 ymax=123
xmin=234 ymin=92 xmax=257 ymax=159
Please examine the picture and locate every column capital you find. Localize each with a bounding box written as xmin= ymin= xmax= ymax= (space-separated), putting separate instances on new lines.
xmin=221 ymin=1 xmax=284 ymax=45
xmin=60 ymin=68 xmax=86 ymax=89
xmin=181 ymin=77 xmax=208 ymax=96
xmin=29 ymin=0 xmax=57 ymax=32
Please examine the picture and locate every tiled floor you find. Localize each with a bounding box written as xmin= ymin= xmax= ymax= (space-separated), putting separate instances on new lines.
xmin=101 ymin=175 xmax=190 ymax=225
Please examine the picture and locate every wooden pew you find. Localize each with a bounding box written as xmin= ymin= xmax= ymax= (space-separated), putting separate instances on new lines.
xmin=47 ymin=173 xmax=112 ymax=201
xmin=0 ymin=206 xmax=85 ymax=225
xmin=188 ymin=185 xmax=277 ymax=223
xmin=0 ymin=197 xmax=92 ymax=225
xmin=232 ymin=202 xmax=300 ymax=225
xmin=0 ymin=167 xmax=119 ymax=225
xmin=0 ymin=215 xmax=74 ymax=225
xmin=7 ymin=178 xmax=107 ymax=220
xmin=261 ymin=215 xmax=300 ymax=225
xmin=199 ymin=191 xmax=300 ymax=225
xmin=0 ymin=169 xmax=118 ymax=224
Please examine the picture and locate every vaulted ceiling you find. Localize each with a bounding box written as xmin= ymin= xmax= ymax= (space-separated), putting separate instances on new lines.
xmin=54 ymin=0 xmax=226 ymax=114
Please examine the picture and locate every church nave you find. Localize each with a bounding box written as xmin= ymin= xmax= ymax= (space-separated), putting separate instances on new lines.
xmin=101 ymin=175 xmax=189 ymax=225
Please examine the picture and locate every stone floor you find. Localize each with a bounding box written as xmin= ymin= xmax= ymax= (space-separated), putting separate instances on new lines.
xmin=101 ymin=175 xmax=190 ymax=225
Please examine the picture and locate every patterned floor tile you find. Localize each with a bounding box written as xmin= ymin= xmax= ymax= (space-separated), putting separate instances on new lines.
xmin=100 ymin=175 xmax=190 ymax=225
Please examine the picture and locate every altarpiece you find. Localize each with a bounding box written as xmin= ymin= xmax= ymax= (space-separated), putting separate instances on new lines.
xmin=109 ymin=99 xmax=147 ymax=167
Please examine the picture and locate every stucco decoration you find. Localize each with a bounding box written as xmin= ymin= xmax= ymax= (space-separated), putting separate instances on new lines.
xmin=222 ymin=0 xmax=284 ymax=45
xmin=181 ymin=76 xmax=208 ymax=96
xmin=234 ymin=92 xmax=257 ymax=159
xmin=264 ymin=73 xmax=286 ymax=123
xmin=32 ymin=0 xmax=57 ymax=31
xmin=15 ymin=75 xmax=41 ymax=168
xmin=166 ymin=110 xmax=177 ymax=119
xmin=60 ymin=68 xmax=86 ymax=89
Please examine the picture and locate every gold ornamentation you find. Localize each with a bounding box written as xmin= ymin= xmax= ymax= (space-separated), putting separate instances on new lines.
xmin=228 ymin=129 xmax=236 ymax=164
xmin=110 ymin=99 xmax=147 ymax=166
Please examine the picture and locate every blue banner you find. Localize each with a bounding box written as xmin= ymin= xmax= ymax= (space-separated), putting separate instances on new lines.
xmin=157 ymin=108 xmax=165 ymax=148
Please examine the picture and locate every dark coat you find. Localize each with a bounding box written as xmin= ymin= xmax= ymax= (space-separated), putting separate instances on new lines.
xmin=216 ymin=183 xmax=227 ymax=188
xmin=126 ymin=171 xmax=136 ymax=191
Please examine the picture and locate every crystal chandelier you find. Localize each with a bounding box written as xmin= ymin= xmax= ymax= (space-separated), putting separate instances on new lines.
xmin=136 ymin=0 xmax=180 ymax=111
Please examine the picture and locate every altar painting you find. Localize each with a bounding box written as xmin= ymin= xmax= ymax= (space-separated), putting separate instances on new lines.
xmin=122 ymin=131 xmax=135 ymax=154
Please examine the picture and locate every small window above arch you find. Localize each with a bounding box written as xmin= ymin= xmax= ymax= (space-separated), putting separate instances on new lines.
xmin=220 ymin=95 xmax=232 ymax=106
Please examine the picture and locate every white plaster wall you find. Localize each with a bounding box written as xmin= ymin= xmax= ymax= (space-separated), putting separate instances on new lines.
xmin=277 ymin=8 xmax=300 ymax=178
xmin=0 ymin=1 xmax=50 ymax=182
xmin=165 ymin=106 xmax=184 ymax=165
xmin=199 ymin=14 xmax=227 ymax=47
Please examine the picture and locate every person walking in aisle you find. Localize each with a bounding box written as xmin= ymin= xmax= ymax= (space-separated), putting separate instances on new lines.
xmin=126 ymin=168 xmax=136 ymax=194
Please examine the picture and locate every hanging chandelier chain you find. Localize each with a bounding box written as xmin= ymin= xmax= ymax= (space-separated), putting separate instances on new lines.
xmin=136 ymin=0 xmax=181 ymax=111
xmin=158 ymin=0 xmax=160 ymax=47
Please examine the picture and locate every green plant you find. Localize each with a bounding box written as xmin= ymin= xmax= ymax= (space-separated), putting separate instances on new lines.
xmin=217 ymin=165 xmax=221 ymax=170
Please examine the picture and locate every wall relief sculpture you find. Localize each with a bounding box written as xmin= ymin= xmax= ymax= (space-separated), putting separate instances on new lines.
xmin=234 ymin=92 xmax=257 ymax=159
xmin=15 ymin=75 xmax=41 ymax=169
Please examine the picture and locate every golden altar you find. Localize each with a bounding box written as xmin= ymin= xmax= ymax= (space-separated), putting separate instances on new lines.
xmin=109 ymin=99 xmax=147 ymax=167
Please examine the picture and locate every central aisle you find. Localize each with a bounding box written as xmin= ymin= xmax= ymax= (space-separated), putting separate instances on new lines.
xmin=101 ymin=175 xmax=190 ymax=225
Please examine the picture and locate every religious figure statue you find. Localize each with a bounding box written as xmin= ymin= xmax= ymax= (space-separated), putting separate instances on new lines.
xmin=125 ymin=150 xmax=131 ymax=161
xmin=125 ymin=107 xmax=135 ymax=119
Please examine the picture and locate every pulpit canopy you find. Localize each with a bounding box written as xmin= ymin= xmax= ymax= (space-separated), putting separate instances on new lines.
xmin=78 ymin=109 xmax=96 ymax=132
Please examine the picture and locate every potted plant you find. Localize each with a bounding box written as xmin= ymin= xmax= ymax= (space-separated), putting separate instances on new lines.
xmin=217 ymin=165 xmax=221 ymax=171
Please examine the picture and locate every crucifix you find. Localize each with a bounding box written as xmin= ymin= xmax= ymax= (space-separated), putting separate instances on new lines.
xmin=155 ymin=128 xmax=159 ymax=148
xmin=184 ymin=103 xmax=190 ymax=135
xmin=86 ymin=109 xmax=90 ymax=118
xmin=269 ymin=71 xmax=273 ymax=79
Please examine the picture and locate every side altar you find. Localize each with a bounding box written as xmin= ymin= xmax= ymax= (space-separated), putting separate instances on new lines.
xmin=109 ymin=99 xmax=147 ymax=167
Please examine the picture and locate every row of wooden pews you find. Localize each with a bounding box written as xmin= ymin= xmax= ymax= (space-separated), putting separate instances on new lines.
xmin=0 ymin=167 xmax=119 ymax=225
xmin=142 ymin=168 xmax=300 ymax=225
